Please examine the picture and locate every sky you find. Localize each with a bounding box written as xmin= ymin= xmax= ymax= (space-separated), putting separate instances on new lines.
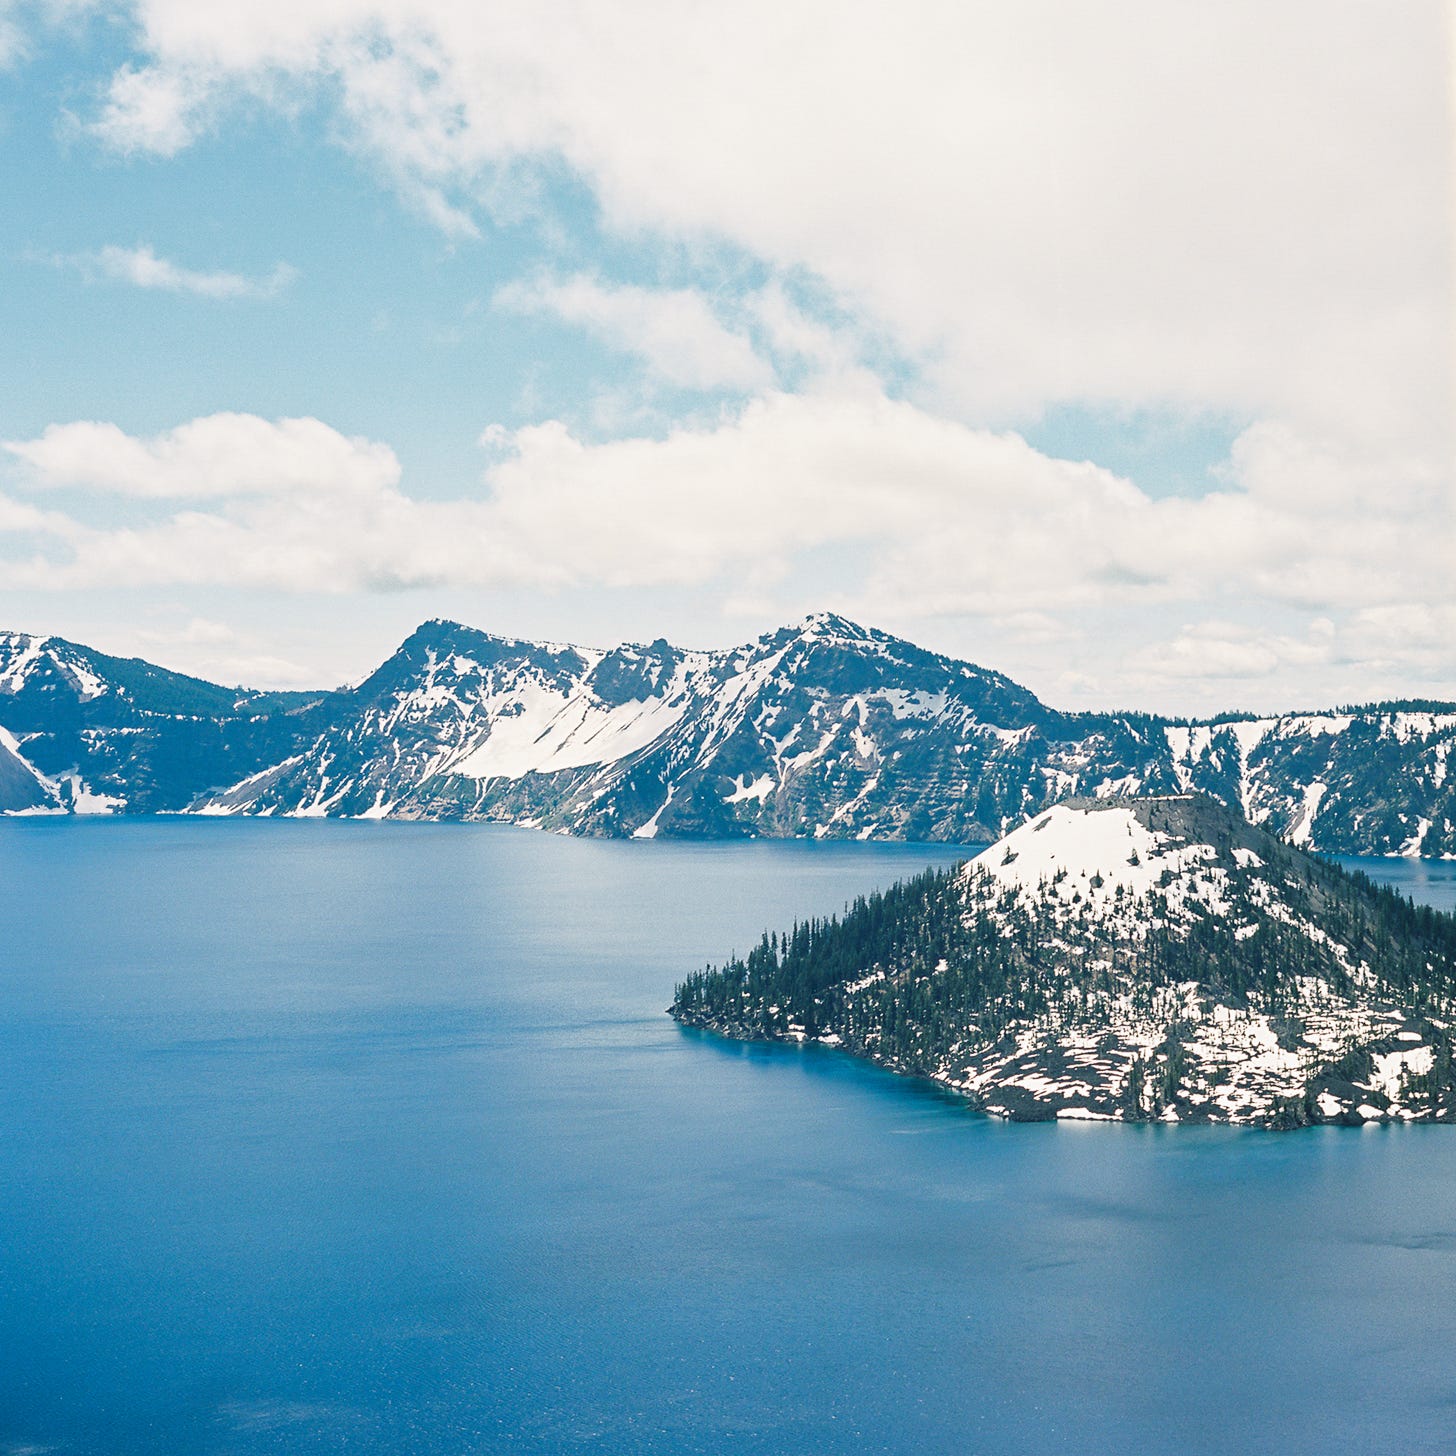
xmin=0 ymin=0 xmax=1452 ymax=716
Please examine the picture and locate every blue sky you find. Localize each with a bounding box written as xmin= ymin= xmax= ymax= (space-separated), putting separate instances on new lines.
xmin=0 ymin=2 xmax=1450 ymax=714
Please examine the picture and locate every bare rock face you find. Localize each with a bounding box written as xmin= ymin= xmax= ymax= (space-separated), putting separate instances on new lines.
xmin=673 ymin=795 xmax=1456 ymax=1127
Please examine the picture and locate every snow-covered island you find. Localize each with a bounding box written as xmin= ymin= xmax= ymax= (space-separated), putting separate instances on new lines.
xmin=672 ymin=795 xmax=1456 ymax=1127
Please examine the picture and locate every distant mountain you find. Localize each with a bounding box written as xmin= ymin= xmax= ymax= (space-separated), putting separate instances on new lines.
xmin=672 ymin=795 xmax=1456 ymax=1126
xmin=0 ymin=628 xmax=328 ymax=816
xmin=2 ymin=615 xmax=1453 ymax=856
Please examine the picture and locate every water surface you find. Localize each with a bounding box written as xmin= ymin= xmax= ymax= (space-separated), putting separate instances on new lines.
xmin=2 ymin=821 xmax=1454 ymax=1455
xmin=1334 ymin=850 xmax=1456 ymax=914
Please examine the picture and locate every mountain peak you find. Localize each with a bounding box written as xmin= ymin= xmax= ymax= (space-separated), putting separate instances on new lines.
xmin=6 ymin=617 xmax=1455 ymax=859
xmin=394 ymin=618 xmax=572 ymax=660
xmin=970 ymin=793 xmax=1277 ymax=931
xmin=788 ymin=610 xmax=876 ymax=641
xmin=402 ymin=617 xmax=486 ymax=648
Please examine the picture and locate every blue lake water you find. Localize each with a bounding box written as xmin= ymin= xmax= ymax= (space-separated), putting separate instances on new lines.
xmin=1333 ymin=851 xmax=1456 ymax=915
xmin=2 ymin=820 xmax=1455 ymax=1456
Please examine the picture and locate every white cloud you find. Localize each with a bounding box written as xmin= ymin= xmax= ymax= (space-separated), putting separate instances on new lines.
xmin=496 ymin=274 xmax=772 ymax=393
xmin=475 ymin=390 xmax=1158 ymax=601
xmin=3 ymin=414 xmax=400 ymax=498
xmin=1342 ymin=604 xmax=1456 ymax=680
xmin=1 ymin=396 xmax=1451 ymax=711
xmin=0 ymin=0 xmax=79 ymax=70
xmin=133 ymin=616 xmax=318 ymax=686
xmin=63 ymin=244 xmax=298 ymax=298
xmin=0 ymin=1 xmax=1439 ymax=715
xmin=69 ymin=1 xmax=1452 ymax=460
xmin=493 ymin=273 xmax=868 ymax=399
xmin=0 ymin=490 xmax=77 ymax=534
xmin=744 ymin=281 xmax=861 ymax=378
xmin=92 ymin=60 xmax=206 ymax=155
xmin=140 ymin=615 xmax=240 ymax=647
xmin=1128 ymin=620 xmax=1337 ymax=683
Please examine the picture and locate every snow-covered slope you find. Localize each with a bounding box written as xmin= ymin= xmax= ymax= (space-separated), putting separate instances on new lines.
xmin=4 ymin=616 xmax=1455 ymax=856
xmin=1161 ymin=711 xmax=1456 ymax=857
xmin=674 ymin=795 xmax=1456 ymax=1127
xmin=977 ymin=797 xmax=1241 ymax=921
xmin=0 ymin=629 xmax=325 ymax=815
xmin=179 ymin=616 xmax=1456 ymax=853
xmin=188 ymin=613 xmax=1064 ymax=839
xmin=0 ymin=722 xmax=59 ymax=813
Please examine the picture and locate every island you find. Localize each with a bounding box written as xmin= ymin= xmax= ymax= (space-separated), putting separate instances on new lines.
xmin=671 ymin=795 xmax=1456 ymax=1126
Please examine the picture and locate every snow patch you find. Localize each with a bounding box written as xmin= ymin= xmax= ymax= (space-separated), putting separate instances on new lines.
xmin=724 ymin=773 xmax=775 ymax=805
xmin=0 ymin=633 xmax=49 ymax=694
xmin=1288 ymin=782 xmax=1326 ymax=846
xmin=1381 ymin=711 xmax=1456 ymax=744
xmin=633 ymin=784 xmax=675 ymax=839
xmin=1370 ymin=1046 xmax=1434 ymax=1102
xmin=969 ymin=801 xmax=1217 ymax=911
xmin=65 ymin=773 xmax=124 ymax=814
xmin=453 ymin=675 xmax=692 ymax=780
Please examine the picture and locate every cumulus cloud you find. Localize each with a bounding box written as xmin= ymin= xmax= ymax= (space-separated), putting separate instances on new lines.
xmin=744 ymin=281 xmax=862 ymax=378
xmin=1128 ymin=620 xmax=1338 ymax=683
xmin=60 ymin=244 xmax=298 ymax=298
xmin=0 ymin=490 xmax=77 ymax=534
xmin=147 ymin=615 xmax=240 ymax=646
xmin=60 ymin=0 xmax=1451 ymax=461
xmin=1342 ymin=604 xmax=1456 ymax=679
xmin=496 ymin=274 xmax=772 ymax=393
xmin=494 ymin=273 xmax=868 ymax=397
xmin=475 ymin=392 xmax=1159 ymax=603
xmin=0 ymin=0 xmax=1441 ymax=712
xmin=1 ymin=397 xmax=1451 ymax=708
xmin=133 ymin=616 xmax=318 ymax=686
xmin=4 ymin=414 xmax=400 ymax=498
xmin=93 ymin=60 xmax=204 ymax=155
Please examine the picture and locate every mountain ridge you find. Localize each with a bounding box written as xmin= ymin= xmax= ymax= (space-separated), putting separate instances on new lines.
xmin=2 ymin=615 xmax=1453 ymax=856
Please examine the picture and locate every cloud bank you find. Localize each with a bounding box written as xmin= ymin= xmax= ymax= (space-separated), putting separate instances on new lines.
xmin=68 ymin=0 xmax=1451 ymax=453
xmin=2 ymin=397 xmax=1450 ymax=704
xmin=5 ymin=414 xmax=398 ymax=498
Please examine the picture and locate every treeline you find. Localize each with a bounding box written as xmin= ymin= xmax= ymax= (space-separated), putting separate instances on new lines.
xmin=672 ymin=865 xmax=979 ymax=1046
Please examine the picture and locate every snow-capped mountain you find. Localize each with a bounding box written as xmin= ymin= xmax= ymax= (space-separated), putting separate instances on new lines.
xmin=672 ymin=795 xmax=1456 ymax=1126
xmin=0 ymin=627 xmax=325 ymax=818
xmin=2 ymin=614 xmax=1454 ymax=856
xmin=202 ymin=612 xmax=1064 ymax=838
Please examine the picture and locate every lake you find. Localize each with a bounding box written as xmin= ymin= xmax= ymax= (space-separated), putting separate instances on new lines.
xmin=2 ymin=821 xmax=1455 ymax=1455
